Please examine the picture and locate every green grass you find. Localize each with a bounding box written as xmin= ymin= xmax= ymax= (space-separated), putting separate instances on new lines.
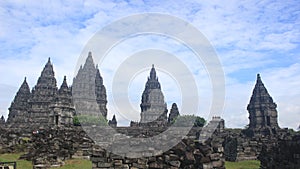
xmin=0 ymin=153 xmax=92 ymax=169
xmin=225 ymin=160 xmax=260 ymax=169
xmin=50 ymin=159 xmax=92 ymax=169
xmin=0 ymin=153 xmax=32 ymax=169
xmin=1 ymin=153 xmax=261 ymax=169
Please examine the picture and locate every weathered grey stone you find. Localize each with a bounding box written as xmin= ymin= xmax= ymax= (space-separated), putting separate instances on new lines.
xmin=138 ymin=65 xmax=168 ymax=126
xmin=245 ymin=74 xmax=280 ymax=136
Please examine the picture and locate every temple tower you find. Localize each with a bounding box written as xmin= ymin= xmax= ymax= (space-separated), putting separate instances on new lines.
xmin=140 ymin=65 xmax=168 ymax=125
xmin=246 ymin=74 xmax=279 ymax=135
xmin=108 ymin=115 xmax=117 ymax=127
xmin=72 ymin=52 xmax=108 ymax=118
xmin=7 ymin=77 xmax=31 ymax=124
xmin=29 ymin=58 xmax=58 ymax=124
xmin=0 ymin=115 xmax=5 ymax=124
xmin=50 ymin=76 xmax=75 ymax=126
xmin=168 ymin=103 xmax=180 ymax=124
xmin=95 ymin=67 xmax=108 ymax=118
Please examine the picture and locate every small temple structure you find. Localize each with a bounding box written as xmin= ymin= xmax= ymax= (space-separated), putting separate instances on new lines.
xmin=140 ymin=65 xmax=168 ymax=124
xmin=245 ymin=74 xmax=280 ymax=136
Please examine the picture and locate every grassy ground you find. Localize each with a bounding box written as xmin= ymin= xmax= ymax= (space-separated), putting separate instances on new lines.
xmin=0 ymin=153 xmax=32 ymax=169
xmin=0 ymin=153 xmax=92 ymax=169
xmin=2 ymin=153 xmax=260 ymax=169
xmin=225 ymin=160 xmax=260 ymax=169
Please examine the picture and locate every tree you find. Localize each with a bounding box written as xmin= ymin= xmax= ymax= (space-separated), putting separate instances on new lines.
xmin=172 ymin=115 xmax=206 ymax=127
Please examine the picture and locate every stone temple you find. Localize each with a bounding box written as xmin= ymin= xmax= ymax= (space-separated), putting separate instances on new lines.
xmin=1 ymin=53 xmax=299 ymax=169
xmin=140 ymin=65 xmax=168 ymax=124
xmin=72 ymin=52 xmax=108 ymax=119
xmin=245 ymin=74 xmax=280 ymax=136
xmin=6 ymin=52 xmax=108 ymax=128
xmin=131 ymin=65 xmax=171 ymax=127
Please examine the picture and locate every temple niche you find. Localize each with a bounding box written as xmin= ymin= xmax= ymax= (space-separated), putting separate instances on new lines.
xmin=50 ymin=76 xmax=75 ymax=126
xmin=244 ymin=74 xmax=280 ymax=136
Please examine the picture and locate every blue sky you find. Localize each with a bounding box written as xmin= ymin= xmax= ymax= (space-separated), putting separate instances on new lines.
xmin=0 ymin=0 xmax=299 ymax=129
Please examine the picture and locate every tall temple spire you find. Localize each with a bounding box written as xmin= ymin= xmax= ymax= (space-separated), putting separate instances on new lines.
xmin=7 ymin=77 xmax=31 ymax=123
xmin=72 ymin=52 xmax=108 ymax=119
xmin=9 ymin=77 xmax=30 ymax=110
xmin=59 ymin=76 xmax=68 ymax=91
xmin=84 ymin=51 xmax=95 ymax=70
xmin=246 ymin=74 xmax=279 ymax=136
xmin=139 ymin=65 xmax=167 ymax=125
xmin=108 ymin=114 xmax=117 ymax=127
xmin=145 ymin=64 xmax=161 ymax=90
xmin=0 ymin=115 xmax=5 ymax=124
xmin=95 ymin=67 xmax=107 ymax=118
xmin=168 ymin=103 xmax=180 ymax=123
xmin=150 ymin=64 xmax=156 ymax=80
xmin=29 ymin=58 xmax=58 ymax=124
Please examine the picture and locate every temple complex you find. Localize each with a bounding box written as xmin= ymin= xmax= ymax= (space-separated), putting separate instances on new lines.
xmin=1 ymin=53 xmax=299 ymax=169
xmin=5 ymin=52 xmax=108 ymax=128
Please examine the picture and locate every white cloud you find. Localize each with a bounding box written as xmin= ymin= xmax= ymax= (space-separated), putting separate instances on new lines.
xmin=0 ymin=0 xmax=299 ymax=129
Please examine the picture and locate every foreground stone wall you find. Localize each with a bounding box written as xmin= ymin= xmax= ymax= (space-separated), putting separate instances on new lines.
xmin=0 ymin=125 xmax=225 ymax=169
xmin=259 ymin=133 xmax=300 ymax=169
xmin=0 ymin=125 xmax=32 ymax=154
xmin=89 ymin=127 xmax=225 ymax=169
xmin=20 ymin=126 xmax=94 ymax=169
xmin=91 ymin=138 xmax=224 ymax=169
xmin=212 ymin=128 xmax=291 ymax=162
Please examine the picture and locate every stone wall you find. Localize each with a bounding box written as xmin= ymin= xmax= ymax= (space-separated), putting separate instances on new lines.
xmin=259 ymin=133 xmax=300 ymax=169
xmin=89 ymin=127 xmax=225 ymax=169
xmin=213 ymin=128 xmax=290 ymax=162
xmin=20 ymin=126 xmax=94 ymax=169
xmin=0 ymin=125 xmax=31 ymax=154
xmin=91 ymin=138 xmax=224 ymax=169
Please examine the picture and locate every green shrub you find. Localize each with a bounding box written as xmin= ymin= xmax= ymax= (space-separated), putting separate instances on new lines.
xmin=172 ymin=115 xmax=206 ymax=127
xmin=73 ymin=115 xmax=108 ymax=126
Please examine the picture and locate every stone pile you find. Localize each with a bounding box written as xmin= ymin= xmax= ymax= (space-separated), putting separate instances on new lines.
xmin=21 ymin=126 xmax=94 ymax=169
xmin=91 ymin=134 xmax=225 ymax=169
xmin=259 ymin=133 xmax=300 ymax=169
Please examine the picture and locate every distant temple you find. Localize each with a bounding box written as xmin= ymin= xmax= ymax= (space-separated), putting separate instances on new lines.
xmin=131 ymin=65 xmax=178 ymax=127
xmin=245 ymin=74 xmax=280 ymax=136
xmin=6 ymin=52 xmax=108 ymax=127
xmin=140 ymin=65 xmax=168 ymax=124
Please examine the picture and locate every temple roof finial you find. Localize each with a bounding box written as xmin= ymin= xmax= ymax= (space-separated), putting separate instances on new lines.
xmin=150 ymin=64 xmax=156 ymax=80
xmin=257 ymin=73 xmax=262 ymax=83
